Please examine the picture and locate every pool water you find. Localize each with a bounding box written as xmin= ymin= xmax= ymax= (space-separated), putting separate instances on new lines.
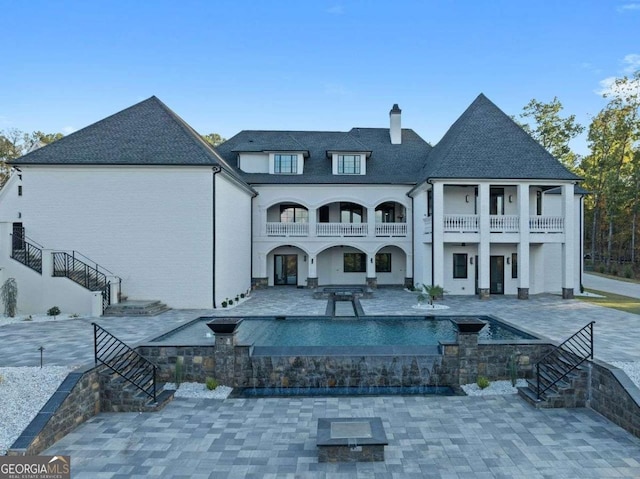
xmin=152 ymin=315 xmax=536 ymax=346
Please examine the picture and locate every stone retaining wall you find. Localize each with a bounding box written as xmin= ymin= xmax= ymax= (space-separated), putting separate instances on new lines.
xmin=589 ymin=360 xmax=640 ymax=438
xmin=7 ymin=365 xmax=101 ymax=456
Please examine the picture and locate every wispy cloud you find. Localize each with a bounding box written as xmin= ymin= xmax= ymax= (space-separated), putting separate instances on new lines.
xmin=617 ymin=3 xmax=640 ymax=11
xmin=326 ymin=5 xmax=344 ymax=15
xmin=595 ymin=53 xmax=640 ymax=96
xmin=622 ymin=53 xmax=640 ymax=73
xmin=62 ymin=126 xmax=77 ymax=134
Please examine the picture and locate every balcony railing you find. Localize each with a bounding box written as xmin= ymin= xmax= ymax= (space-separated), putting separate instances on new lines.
xmin=317 ymin=223 xmax=368 ymax=236
xmin=490 ymin=215 xmax=519 ymax=233
xmin=426 ymin=214 xmax=565 ymax=235
xmin=266 ymin=222 xmax=309 ymax=236
xmin=375 ymin=223 xmax=407 ymax=236
xmin=444 ymin=214 xmax=479 ymax=233
xmin=530 ymin=216 xmax=564 ymax=233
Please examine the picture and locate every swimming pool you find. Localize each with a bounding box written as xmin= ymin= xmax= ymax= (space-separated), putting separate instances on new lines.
xmin=152 ymin=315 xmax=536 ymax=346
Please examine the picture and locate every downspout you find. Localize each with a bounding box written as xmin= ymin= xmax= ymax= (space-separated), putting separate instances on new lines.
xmin=427 ymin=179 xmax=434 ymax=286
xmin=212 ymin=166 xmax=222 ymax=308
xmin=406 ymin=190 xmax=415 ymax=288
xmin=579 ymin=192 xmax=583 ymax=293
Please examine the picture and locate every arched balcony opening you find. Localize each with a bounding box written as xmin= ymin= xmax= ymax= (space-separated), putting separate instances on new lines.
xmin=266 ymin=202 xmax=309 ymax=237
xmin=375 ymin=201 xmax=408 ymax=237
xmin=316 ymin=201 xmax=368 ymax=237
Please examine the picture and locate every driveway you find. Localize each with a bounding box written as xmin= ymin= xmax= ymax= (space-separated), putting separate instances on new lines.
xmin=584 ymin=273 xmax=640 ymax=299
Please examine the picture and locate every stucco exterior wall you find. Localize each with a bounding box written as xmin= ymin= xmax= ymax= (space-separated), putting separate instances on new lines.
xmin=14 ymin=166 xmax=215 ymax=309
xmin=215 ymin=172 xmax=253 ymax=305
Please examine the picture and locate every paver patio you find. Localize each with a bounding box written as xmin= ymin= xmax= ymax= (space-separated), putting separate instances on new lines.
xmin=2 ymin=287 xmax=640 ymax=476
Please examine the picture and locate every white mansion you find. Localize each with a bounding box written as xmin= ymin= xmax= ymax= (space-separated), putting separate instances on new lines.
xmin=0 ymin=94 xmax=583 ymax=315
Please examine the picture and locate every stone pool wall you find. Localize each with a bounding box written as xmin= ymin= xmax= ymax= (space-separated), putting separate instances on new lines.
xmin=246 ymin=355 xmax=442 ymax=389
xmin=138 ymin=340 xmax=551 ymax=389
xmin=437 ymin=342 xmax=553 ymax=386
xmin=137 ymin=345 xmax=216 ymax=382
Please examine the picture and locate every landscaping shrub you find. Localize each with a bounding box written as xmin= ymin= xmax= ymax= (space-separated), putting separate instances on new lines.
xmin=206 ymin=377 xmax=218 ymax=390
xmin=477 ymin=376 xmax=490 ymax=389
xmin=47 ymin=306 xmax=61 ymax=318
xmin=1 ymin=278 xmax=18 ymax=317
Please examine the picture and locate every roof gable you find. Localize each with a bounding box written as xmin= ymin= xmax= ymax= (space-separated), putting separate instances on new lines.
xmin=421 ymin=94 xmax=581 ymax=181
xmin=12 ymin=96 xmax=223 ymax=166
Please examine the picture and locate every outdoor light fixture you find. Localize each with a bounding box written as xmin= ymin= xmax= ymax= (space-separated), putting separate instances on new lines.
xmin=509 ymin=195 xmax=513 ymax=203
xmin=507 ymin=257 xmax=510 ymax=264
xmin=465 ymin=195 xmax=469 ymax=203
xmin=470 ymin=257 xmax=473 ymax=265
xmin=304 ymin=255 xmax=307 ymax=262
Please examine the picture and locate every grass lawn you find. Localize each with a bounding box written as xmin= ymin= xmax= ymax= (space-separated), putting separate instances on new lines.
xmin=579 ymin=289 xmax=640 ymax=315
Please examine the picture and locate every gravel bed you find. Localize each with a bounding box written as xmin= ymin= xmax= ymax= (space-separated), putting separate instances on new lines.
xmin=610 ymin=361 xmax=640 ymax=389
xmin=164 ymin=382 xmax=233 ymax=399
xmin=0 ymin=314 xmax=81 ymax=326
xmin=0 ymin=366 xmax=71 ymax=455
xmin=462 ymin=379 xmax=527 ymax=396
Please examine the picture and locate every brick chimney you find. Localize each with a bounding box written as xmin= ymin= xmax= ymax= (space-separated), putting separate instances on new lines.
xmin=389 ymin=104 xmax=401 ymax=144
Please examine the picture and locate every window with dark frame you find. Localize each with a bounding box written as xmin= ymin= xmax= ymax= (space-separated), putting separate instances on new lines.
xmin=427 ymin=190 xmax=433 ymax=216
xmin=17 ymin=185 xmax=22 ymax=196
xmin=274 ymin=154 xmax=297 ymax=174
xmin=512 ymin=253 xmax=518 ymax=278
xmin=536 ymin=190 xmax=542 ymax=215
xmin=280 ymin=205 xmax=308 ymax=223
xmin=375 ymin=253 xmax=392 ymax=273
xmin=340 ymin=202 xmax=363 ymax=223
xmin=338 ymin=154 xmax=361 ymax=174
xmin=344 ymin=253 xmax=366 ymax=272
xmin=453 ymin=253 xmax=468 ymax=279
xmin=375 ymin=203 xmax=395 ymax=223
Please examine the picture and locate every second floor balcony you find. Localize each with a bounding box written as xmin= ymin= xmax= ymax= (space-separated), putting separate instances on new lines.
xmin=265 ymin=221 xmax=408 ymax=238
xmin=424 ymin=214 xmax=565 ymax=234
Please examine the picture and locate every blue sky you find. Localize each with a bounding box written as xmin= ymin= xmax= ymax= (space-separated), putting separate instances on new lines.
xmin=1 ymin=0 xmax=638 ymax=155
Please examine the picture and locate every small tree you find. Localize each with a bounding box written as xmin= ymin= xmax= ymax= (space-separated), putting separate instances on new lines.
xmin=1 ymin=278 xmax=18 ymax=317
xmin=417 ymin=284 xmax=446 ymax=306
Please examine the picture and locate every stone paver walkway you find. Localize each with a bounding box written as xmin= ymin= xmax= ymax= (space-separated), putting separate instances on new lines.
xmin=45 ymin=394 xmax=640 ymax=478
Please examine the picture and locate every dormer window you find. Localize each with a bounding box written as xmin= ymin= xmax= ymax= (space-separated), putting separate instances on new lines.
xmin=338 ymin=155 xmax=361 ymax=174
xmin=274 ymin=154 xmax=297 ymax=174
xmin=330 ymin=152 xmax=368 ymax=175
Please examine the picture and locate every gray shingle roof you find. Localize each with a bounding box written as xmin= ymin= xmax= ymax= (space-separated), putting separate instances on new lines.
xmin=12 ymin=96 xmax=224 ymax=167
xmin=420 ymin=94 xmax=581 ymax=181
xmin=215 ymin=128 xmax=431 ymax=184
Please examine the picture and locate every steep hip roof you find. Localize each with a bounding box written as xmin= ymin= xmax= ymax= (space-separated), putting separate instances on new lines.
xmin=11 ymin=96 xmax=228 ymax=167
xmin=215 ymin=128 xmax=432 ymax=185
xmin=420 ymin=94 xmax=582 ymax=182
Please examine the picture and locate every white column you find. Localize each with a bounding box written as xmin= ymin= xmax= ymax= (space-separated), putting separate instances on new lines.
xmin=517 ymin=184 xmax=530 ymax=299
xmin=432 ymin=183 xmax=444 ymax=286
xmin=308 ymin=254 xmax=317 ymax=277
xmin=562 ymin=183 xmax=575 ymax=298
xmin=366 ymin=252 xmax=377 ymax=288
xmin=108 ymin=276 xmax=120 ymax=304
xmin=308 ymin=207 xmax=317 ymax=238
xmin=91 ymin=292 xmax=103 ymax=317
xmin=478 ymin=183 xmax=490 ymax=298
xmin=367 ymin=206 xmax=376 ymax=237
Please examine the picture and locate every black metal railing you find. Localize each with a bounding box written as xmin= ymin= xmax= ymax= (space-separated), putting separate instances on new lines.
xmin=536 ymin=321 xmax=595 ymax=400
xmin=53 ymin=251 xmax=108 ymax=291
xmin=93 ymin=323 xmax=157 ymax=402
xmin=10 ymin=234 xmax=43 ymax=274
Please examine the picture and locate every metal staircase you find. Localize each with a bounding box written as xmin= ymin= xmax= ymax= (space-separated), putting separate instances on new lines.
xmin=519 ymin=321 xmax=594 ymax=408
